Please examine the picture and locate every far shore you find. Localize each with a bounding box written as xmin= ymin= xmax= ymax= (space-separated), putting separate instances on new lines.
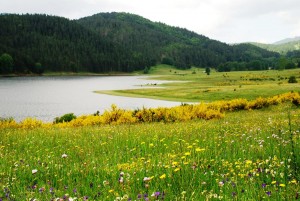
xmin=0 ymin=71 xmax=141 ymax=77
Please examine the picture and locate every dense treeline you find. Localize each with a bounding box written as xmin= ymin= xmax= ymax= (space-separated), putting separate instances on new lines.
xmin=0 ymin=12 xmax=284 ymax=74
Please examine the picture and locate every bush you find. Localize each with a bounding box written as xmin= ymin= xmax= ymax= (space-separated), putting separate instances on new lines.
xmin=54 ymin=113 xmax=77 ymax=123
xmin=288 ymin=76 xmax=297 ymax=83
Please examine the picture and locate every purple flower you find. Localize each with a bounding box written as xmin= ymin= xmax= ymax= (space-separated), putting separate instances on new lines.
xmin=50 ymin=187 xmax=54 ymax=194
xmin=39 ymin=187 xmax=45 ymax=193
xmin=266 ymin=191 xmax=271 ymax=196
xmin=73 ymin=188 xmax=77 ymax=193
xmin=262 ymin=183 xmax=266 ymax=188
xmin=152 ymin=191 xmax=161 ymax=199
xmin=137 ymin=194 xmax=142 ymax=199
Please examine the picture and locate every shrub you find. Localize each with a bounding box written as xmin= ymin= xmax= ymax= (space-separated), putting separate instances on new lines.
xmin=54 ymin=113 xmax=77 ymax=123
xmin=288 ymin=76 xmax=297 ymax=83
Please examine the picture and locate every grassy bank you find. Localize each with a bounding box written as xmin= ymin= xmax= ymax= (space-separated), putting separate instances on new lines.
xmin=0 ymin=103 xmax=299 ymax=200
xmin=96 ymin=65 xmax=300 ymax=102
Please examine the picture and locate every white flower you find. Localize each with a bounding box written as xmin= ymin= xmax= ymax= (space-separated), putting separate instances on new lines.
xmin=62 ymin=153 xmax=68 ymax=158
xmin=32 ymin=169 xmax=38 ymax=174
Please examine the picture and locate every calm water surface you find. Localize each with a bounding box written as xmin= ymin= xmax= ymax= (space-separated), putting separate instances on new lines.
xmin=0 ymin=76 xmax=181 ymax=122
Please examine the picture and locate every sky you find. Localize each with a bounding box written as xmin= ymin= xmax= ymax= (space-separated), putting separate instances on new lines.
xmin=1 ymin=0 xmax=300 ymax=44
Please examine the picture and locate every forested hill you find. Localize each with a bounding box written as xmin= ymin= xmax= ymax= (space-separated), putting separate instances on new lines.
xmin=0 ymin=13 xmax=279 ymax=74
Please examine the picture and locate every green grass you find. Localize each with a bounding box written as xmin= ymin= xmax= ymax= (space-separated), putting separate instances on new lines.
xmin=97 ymin=65 xmax=300 ymax=102
xmin=1 ymin=103 xmax=299 ymax=200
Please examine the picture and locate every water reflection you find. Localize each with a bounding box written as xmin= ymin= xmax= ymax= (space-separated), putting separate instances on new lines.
xmin=0 ymin=76 xmax=181 ymax=122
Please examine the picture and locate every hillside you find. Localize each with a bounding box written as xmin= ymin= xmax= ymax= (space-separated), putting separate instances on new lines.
xmin=273 ymin=36 xmax=300 ymax=45
xmin=0 ymin=13 xmax=279 ymax=74
xmin=249 ymin=37 xmax=300 ymax=54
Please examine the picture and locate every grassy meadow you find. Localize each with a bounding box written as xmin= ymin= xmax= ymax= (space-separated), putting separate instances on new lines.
xmin=96 ymin=65 xmax=300 ymax=102
xmin=1 ymin=66 xmax=300 ymax=200
xmin=0 ymin=103 xmax=299 ymax=200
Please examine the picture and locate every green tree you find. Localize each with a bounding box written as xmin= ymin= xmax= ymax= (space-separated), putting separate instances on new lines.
xmin=288 ymin=76 xmax=297 ymax=83
xmin=277 ymin=57 xmax=287 ymax=70
xmin=0 ymin=53 xmax=14 ymax=74
xmin=33 ymin=62 xmax=44 ymax=74
xmin=143 ymin=66 xmax=149 ymax=74
xmin=205 ymin=67 xmax=211 ymax=75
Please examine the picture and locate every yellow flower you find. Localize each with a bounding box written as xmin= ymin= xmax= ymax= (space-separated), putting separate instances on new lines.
xmin=290 ymin=179 xmax=297 ymax=184
xmin=159 ymin=174 xmax=166 ymax=179
xmin=174 ymin=168 xmax=181 ymax=172
xmin=196 ymin=148 xmax=205 ymax=152
xmin=184 ymin=152 xmax=191 ymax=156
xmin=109 ymin=189 xmax=114 ymax=193
xmin=271 ymin=181 xmax=277 ymax=184
xmin=279 ymin=184 xmax=286 ymax=187
xmin=172 ymin=161 xmax=178 ymax=166
xmin=245 ymin=160 xmax=252 ymax=164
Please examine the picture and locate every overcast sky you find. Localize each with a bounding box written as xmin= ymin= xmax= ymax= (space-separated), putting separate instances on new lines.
xmin=1 ymin=0 xmax=300 ymax=44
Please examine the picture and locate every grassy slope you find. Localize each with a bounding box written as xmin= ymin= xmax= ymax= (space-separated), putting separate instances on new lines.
xmin=1 ymin=103 xmax=299 ymax=200
xmin=96 ymin=65 xmax=300 ymax=102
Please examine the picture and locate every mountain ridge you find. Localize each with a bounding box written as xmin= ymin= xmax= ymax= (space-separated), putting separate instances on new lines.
xmin=0 ymin=12 xmax=279 ymax=74
xmin=273 ymin=36 xmax=300 ymax=45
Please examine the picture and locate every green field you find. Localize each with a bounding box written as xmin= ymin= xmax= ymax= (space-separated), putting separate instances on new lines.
xmin=0 ymin=103 xmax=299 ymax=200
xmin=1 ymin=67 xmax=300 ymax=200
xmin=96 ymin=65 xmax=300 ymax=102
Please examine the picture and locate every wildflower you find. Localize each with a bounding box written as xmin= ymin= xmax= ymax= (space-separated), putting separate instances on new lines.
xmin=266 ymin=191 xmax=271 ymax=196
xmin=184 ymin=152 xmax=191 ymax=156
xmin=245 ymin=160 xmax=252 ymax=165
xmin=62 ymin=153 xmax=68 ymax=158
xmin=219 ymin=181 xmax=224 ymax=187
xmin=279 ymin=184 xmax=286 ymax=187
xmin=109 ymin=189 xmax=114 ymax=193
xmin=32 ymin=169 xmax=38 ymax=174
xmin=262 ymin=183 xmax=266 ymax=188
xmin=174 ymin=168 xmax=180 ymax=172
xmin=159 ymin=174 xmax=166 ymax=179
xmin=196 ymin=148 xmax=205 ymax=152
xmin=271 ymin=181 xmax=277 ymax=185
xmin=39 ymin=187 xmax=45 ymax=193
xmin=172 ymin=161 xmax=178 ymax=166
xmin=119 ymin=177 xmax=124 ymax=183
xmin=152 ymin=192 xmax=160 ymax=199
xmin=143 ymin=177 xmax=151 ymax=182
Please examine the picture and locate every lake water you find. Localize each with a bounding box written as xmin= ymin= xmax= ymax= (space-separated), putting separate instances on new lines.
xmin=0 ymin=76 xmax=182 ymax=122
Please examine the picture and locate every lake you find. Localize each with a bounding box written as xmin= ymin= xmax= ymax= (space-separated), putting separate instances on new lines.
xmin=0 ymin=76 xmax=181 ymax=122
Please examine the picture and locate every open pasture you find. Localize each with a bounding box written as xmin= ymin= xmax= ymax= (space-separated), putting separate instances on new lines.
xmin=0 ymin=103 xmax=299 ymax=200
xmin=97 ymin=66 xmax=300 ymax=102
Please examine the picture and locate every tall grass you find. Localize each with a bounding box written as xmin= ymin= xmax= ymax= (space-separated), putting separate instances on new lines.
xmin=0 ymin=103 xmax=299 ymax=200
